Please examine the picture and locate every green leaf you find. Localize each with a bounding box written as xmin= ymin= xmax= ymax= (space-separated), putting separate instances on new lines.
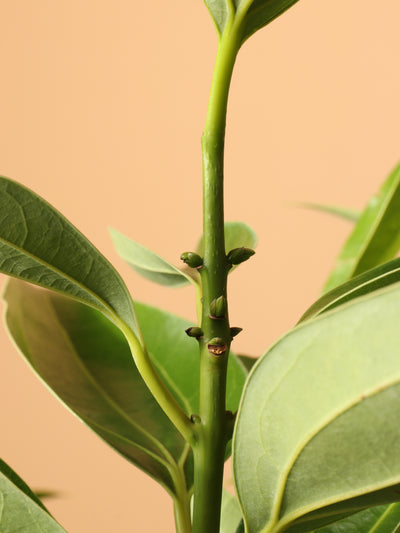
xmin=300 ymin=258 xmax=400 ymax=323
xmin=0 ymin=176 xmax=140 ymax=340
xmin=197 ymin=221 xmax=257 ymax=257
xmin=203 ymin=0 xmax=301 ymax=44
xmin=221 ymin=490 xmax=243 ymax=533
xmin=203 ymin=0 xmax=232 ymax=35
xmin=4 ymin=280 xmax=246 ymax=494
xmin=109 ymin=228 xmax=194 ymax=288
xmin=236 ymin=0 xmax=302 ymax=44
xmin=324 ymin=163 xmax=400 ymax=292
xmin=233 ymin=282 xmax=400 ymax=533
xmin=0 ymin=457 xmax=67 ymax=532
xmin=314 ymin=503 xmax=400 ymax=533
xmin=298 ymin=203 xmax=359 ymax=223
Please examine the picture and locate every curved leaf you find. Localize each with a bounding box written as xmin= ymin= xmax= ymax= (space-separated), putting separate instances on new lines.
xmin=4 ymin=280 xmax=246 ymax=494
xmin=233 ymin=283 xmax=400 ymax=533
xmin=324 ymin=163 xmax=400 ymax=292
xmin=300 ymin=258 xmax=400 ymax=323
xmin=0 ymin=458 xmax=67 ymax=532
xmin=314 ymin=503 xmax=400 ymax=533
xmin=0 ymin=176 xmax=139 ymax=340
xmin=109 ymin=228 xmax=194 ymax=288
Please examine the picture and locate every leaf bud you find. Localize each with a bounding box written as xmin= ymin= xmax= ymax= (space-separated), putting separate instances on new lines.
xmin=190 ymin=414 xmax=201 ymax=425
xmin=185 ymin=326 xmax=204 ymax=339
xmin=230 ymin=327 xmax=243 ymax=338
xmin=180 ymin=251 xmax=203 ymax=269
xmin=227 ymin=247 xmax=255 ymax=266
xmin=209 ymin=295 xmax=227 ymax=318
xmin=207 ymin=338 xmax=227 ymax=356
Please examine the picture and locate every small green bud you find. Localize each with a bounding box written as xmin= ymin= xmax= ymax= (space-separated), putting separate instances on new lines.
xmin=190 ymin=414 xmax=201 ymax=424
xmin=209 ymin=295 xmax=227 ymax=318
xmin=185 ymin=326 xmax=204 ymax=339
xmin=180 ymin=251 xmax=203 ymax=268
xmin=207 ymin=337 xmax=227 ymax=356
xmin=227 ymin=247 xmax=255 ymax=265
xmin=230 ymin=327 xmax=243 ymax=338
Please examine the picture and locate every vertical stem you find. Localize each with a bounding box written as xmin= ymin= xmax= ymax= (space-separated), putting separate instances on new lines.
xmin=192 ymin=21 xmax=241 ymax=533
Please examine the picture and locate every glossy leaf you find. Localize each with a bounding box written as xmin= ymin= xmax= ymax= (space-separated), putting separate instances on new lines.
xmin=221 ymin=490 xmax=243 ymax=533
xmin=300 ymin=258 xmax=400 ymax=322
xmin=324 ymin=163 xmax=400 ymax=292
xmin=4 ymin=280 xmax=246 ymax=494
xmin=204 ymin=0 xmax=301 ymax=44
xmin=0 ymin=458 xmax=67 ymax=532
xmin=196 ymin=221 xmax=257 ymax=257
xmin=0 ymin=176 xmax=139 ymax=339
xmin=299 ymin=203 xmax=359 ymax=223
xmin=314 ymin=503 xmax=400 ymax=533
xmin=234 ymin=283 xmax=400 ymax=533
xmin=109 ymin=228 xmax=194 ymax=288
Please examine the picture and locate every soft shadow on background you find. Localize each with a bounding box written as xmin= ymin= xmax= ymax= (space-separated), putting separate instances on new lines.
xmin=1 ymin=1 xmax=400 ymax=531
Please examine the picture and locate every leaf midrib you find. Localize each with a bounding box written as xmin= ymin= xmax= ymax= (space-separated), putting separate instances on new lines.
xmin=0 ymin=236 xmax=119 ymax=322
xmin=48 ymin=298 xmax=179 ymax=468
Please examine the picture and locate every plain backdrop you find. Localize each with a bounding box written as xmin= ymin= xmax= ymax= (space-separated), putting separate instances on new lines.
xmin=1 ymin=1 xmax=400 ymax=531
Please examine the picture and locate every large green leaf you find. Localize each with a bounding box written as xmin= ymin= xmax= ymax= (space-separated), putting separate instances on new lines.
xmin=233 ymin=283 xmax=400 ymax=533
xmin=204 ymin=0 xmax=301 ymax=44
xmin=314 ymin=503 xmax=400 ymax=533
xmin=324 ymin=163 xmax=400 ymax=292
xmin=109 ymin=228 xmax=194 ymax=288
xmin=0 ymin=458 xmax=67 ymax=532
xmin=4 ymin=280 xmax=246 ymax=494
xmin=0 ymin=176 xmax=139 ymax=340
xmin=300 ymin=258 xmax=400 ymax=322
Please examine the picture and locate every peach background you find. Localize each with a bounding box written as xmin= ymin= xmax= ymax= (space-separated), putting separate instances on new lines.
xmin=1 ymin=1 xmax=400 ymax=531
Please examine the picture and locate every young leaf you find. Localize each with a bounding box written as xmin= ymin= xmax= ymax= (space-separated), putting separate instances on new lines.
xmin=203 ymin=0 xmax=232 ymax=36
xmin=233 ymin=282 xmax=400 ymax=533
xmin=314 ymin=503 xmax=400 ymax=533
xmin=235 ymin=0 xmax=302 ymax=44
xmin=203 ymin=0 xmax=301 ymax=45
xmin=299 ymin=257 xmax=400 ymax=322
xmin=196 ymin=221 xmax=257 ymax=257
xmin=4 ymin=280 xmax=246 ymax=494
xmin=324 ymin=163 xmax=400 ymax=292
xmin=109 ymin=228 xmax=195 ymax=288
xmin=0 ymin=458 xmax=67 ymax=532
xmin=0 ymin=176 xmax=140 ymax=340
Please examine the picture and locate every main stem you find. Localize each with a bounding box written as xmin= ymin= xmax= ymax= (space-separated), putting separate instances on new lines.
xmin=192 ymin=22 xmax=241 ymax=533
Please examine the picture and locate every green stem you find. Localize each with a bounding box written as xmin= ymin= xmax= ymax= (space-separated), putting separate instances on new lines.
xmin=191 ymin=20 xmax=242 ymax=533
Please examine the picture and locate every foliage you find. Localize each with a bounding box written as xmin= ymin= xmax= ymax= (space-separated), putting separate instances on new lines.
xmin=1 ymin=1 xmax=400 ymax=532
